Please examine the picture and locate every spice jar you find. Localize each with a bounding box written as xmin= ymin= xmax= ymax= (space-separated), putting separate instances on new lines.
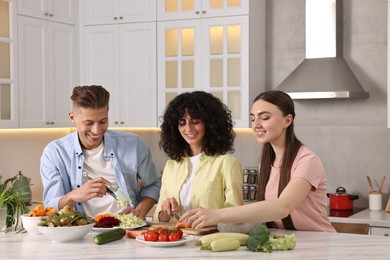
xmin=249 ymin=186 xmax=257 ymax=200
xmin=243 ymin=185 xmax=249 ymax=200
xmin=243 ymin=169 xmax=249 ymax=184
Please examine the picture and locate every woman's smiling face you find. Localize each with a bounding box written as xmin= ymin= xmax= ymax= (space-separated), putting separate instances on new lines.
xmin=178 ymin=111 xmax=205 ymax=156
xmin=250 ymin=99 xmax=292 ymax=146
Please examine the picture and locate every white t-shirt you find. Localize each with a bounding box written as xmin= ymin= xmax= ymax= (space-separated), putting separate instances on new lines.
xmin=82 ymin=142 xmax=125 ymax=216
xmin=179 ymin=153 xmax=202 ymax=214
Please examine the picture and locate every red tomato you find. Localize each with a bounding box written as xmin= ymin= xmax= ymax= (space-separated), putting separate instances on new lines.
xmin=176 ymin=229 xmax=183 ymax=239
xmin=155 ymin=227 xmax=165 ymax=234
xmin=158 ymin=233 xmax=169 ymax=242
xmin=168 ymin=231 xmax=181 ymax=241
xmin=144 ymin=230 xmax=158 ymax=242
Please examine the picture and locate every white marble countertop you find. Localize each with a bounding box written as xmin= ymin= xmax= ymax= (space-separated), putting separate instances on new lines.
xmin=1 ymin=229 xmax=389 ymax=259
xmin=329 ymin=209 xmax=390 ymax=228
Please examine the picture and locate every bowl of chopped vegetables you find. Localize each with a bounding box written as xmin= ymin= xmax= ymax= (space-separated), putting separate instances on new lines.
xmin=21 ymin=205 xmax=57 ymax=234
xmin=37 ymin=206 xmax=94 ymax=242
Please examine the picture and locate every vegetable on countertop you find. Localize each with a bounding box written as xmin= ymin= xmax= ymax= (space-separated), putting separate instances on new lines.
xmin=175 ymin=221 xmax=191 ymax=228
xmin=94 ymin=228 xmax=126 ymax=245
xmin=246 ymin=224 xmax=296 ymax=253
xmin=201 ymin=238 xmax=240 ymax=252
xmin=126 ymin=230 xmax=146 ymax=239
xmin=195 ymin=232 xmax=249 ymax=247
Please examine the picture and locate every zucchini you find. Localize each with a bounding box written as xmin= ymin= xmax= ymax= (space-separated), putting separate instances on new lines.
xmin=94 ymin=228 xmax=126 ymax=245
xmin=195 ymin=232 xmax=248 ymax=246
xmin=201 ymin=238 xmax=240 ymax=252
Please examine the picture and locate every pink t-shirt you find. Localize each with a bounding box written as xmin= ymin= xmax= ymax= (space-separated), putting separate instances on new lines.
xmin=265 ymin=146 xmax=336 ymax=232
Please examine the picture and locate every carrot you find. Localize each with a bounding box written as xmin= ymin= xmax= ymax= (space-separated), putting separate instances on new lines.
xmin=175 ymin=222 xmax=192 ymax=228
xmin=126 ymin=230 xmax=146 ymax=239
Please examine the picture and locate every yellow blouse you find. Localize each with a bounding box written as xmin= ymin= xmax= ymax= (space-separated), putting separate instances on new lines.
xmin=153 ymin=153 xmax=244 ymax=221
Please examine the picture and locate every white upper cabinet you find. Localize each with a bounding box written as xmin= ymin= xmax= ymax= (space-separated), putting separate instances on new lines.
xmin=83 ymin=22 xmax=157 ymax=127
xmin=0 ymin=0 xmax=18 ymax=128
xmin=18 ymin=16 xmax=76 ymax=128
xmin=17 ymin=0 xmax=76 ymax=25
xmin=157 ymin=0 xmax=248 ymax=21
xmin=83 ymin=0 xmax=156 ymax=25
xmin=157 ymin=16 xmax=249 ymax=127
xmin=157 ymin=0 xmax=264 ymax=128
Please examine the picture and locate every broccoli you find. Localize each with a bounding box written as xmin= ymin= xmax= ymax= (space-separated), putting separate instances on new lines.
xmin=246 ymin=224 xmax=296 ymax=253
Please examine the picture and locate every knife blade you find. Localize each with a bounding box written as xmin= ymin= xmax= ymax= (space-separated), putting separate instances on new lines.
xmin=173 ymin=212 xmax=181 ymax=222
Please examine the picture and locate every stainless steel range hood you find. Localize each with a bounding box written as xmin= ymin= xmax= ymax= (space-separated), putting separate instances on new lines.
xmin=277 ymin=0 xmax=369 ymax=100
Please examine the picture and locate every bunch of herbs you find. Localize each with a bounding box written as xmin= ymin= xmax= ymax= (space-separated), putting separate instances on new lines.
xmin=0 ymin=175 xmax=29 ymax=231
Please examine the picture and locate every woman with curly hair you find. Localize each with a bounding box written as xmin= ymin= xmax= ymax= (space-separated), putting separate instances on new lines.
xmin=154 ymin=91 xmax=244 ymax=222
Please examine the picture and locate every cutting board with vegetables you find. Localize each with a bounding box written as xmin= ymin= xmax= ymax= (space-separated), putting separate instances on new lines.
xmin=148 ymin=222 xmax=218 ymax=235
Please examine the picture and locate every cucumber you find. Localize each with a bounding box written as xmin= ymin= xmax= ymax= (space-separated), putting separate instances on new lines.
xmin=201 ymin=238 xmax=240 ymax=252
xmin=94 ymin=228 xmax=126 ymax=245
xmin=195 ymin=232 xmax=249 ymax=246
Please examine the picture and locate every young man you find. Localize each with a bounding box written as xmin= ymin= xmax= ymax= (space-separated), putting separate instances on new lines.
xmin=40 ymin=85 xmax=161 ymax=218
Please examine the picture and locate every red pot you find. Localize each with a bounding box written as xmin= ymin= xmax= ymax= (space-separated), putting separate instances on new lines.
xmin=327 ymin=187 xmax=359 ymax=210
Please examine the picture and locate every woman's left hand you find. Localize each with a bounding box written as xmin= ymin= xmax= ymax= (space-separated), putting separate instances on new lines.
xmin=180 ymin=207 xmax=220 ymax=229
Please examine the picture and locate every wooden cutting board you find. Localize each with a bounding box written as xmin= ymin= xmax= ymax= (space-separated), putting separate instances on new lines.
xmin=148 ymin=222 xmax=218 ymax=235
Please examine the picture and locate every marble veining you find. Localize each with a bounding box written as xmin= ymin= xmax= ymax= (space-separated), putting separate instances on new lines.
xmin=1 ymin=229 xmax=389 ymax=259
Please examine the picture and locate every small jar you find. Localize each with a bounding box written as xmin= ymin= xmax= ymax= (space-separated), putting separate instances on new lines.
xmin=243 ymin=169 xmax=249 ymax=184
xmin=243 ymin=185 xmax=249 ymax=200
xmin=249 ymin=186 xmax=257 ymax=200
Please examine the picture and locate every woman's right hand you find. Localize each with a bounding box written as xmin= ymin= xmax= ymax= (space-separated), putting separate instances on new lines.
xmin=158 ymin=197 xmax=179 ymax=222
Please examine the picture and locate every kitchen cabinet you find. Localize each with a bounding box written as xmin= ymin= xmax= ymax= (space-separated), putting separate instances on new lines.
xmin=18 ymin=15 xmax=76 ymax=128
xmin=0 ymin=0 xmax=18 ymax=128
xmin=370 ymin=226 xmax=390 ymax=236
xmin=82 ymin=0 xmax=156 ymax=25
xmin=157 ymin=0 xmax=265 ymax=127
xmin=83 ymin=22 xmax=157 ymax=127
xmin=157 ymin=0 xmax=248 ymax=21
xmin=17 ymin=0 xmax=76 ymax=25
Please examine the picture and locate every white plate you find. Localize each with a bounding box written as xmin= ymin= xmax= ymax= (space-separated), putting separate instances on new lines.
xmin=135 ymin=234 xmax=194 ymax=247
xmin=93 ymin=223 xmax=146 ymax=232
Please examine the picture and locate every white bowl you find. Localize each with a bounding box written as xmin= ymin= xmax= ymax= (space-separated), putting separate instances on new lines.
xmin=217 ymin=223 xmax=259 ymax=234
xmin=21 ymin=214 xmax=43 ymax=234
xmin=38 ymin=224 xmax=94 ymax=242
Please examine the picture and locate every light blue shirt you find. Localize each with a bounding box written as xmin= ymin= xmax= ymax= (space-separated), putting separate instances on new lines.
xmin=40 ymin=130 xmax=161 ymax=214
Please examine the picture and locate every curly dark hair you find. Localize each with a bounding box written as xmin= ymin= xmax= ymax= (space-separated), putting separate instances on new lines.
xmin=159 ymin=91 xmax=235 ymax=162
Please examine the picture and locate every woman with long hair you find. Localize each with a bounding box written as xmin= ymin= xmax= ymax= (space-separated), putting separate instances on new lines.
xmin=181 ymin=90 xmax=335 ymax=232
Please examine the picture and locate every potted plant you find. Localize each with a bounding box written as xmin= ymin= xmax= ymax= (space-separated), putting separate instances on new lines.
xmin=0 ymin=175 xmax=29 ymax=232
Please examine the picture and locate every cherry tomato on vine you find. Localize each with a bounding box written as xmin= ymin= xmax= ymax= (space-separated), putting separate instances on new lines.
xmin=158 ymin=233 xmax=169 ymax=242
xmin=144 ymin=230 xmax=158 ymax=241
xmin=155 ymin=227 xmax=165 ymax=234
xmin=168 ymin=231 xmax=181 ymax=241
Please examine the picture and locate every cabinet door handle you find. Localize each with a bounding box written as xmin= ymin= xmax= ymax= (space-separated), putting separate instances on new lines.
xmin=202 ymin=10 xmax=206 ymax=14
xmin=195 ymin=11 xmax=200 ymax=15
xmin=46 ymin=122 xmax=50 ymax=125
xmin=49 ymin=13 xmax=53 ymax=17
xmin=114 ymin=17 xmax=118 ymax=20
xmin=119 ymin=16 xmax=123 ymax=19
xmin=114 ymin=121 xmax=119 ymax=124
xmin=120 ymin=121 xmax=124 ymax=125
xmin=44 ymin=12 xmax=49 ymax=16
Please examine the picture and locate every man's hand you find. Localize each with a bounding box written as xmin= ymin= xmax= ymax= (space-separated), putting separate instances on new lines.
xmin=59 ymin=177 xmax=110 ymax=209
